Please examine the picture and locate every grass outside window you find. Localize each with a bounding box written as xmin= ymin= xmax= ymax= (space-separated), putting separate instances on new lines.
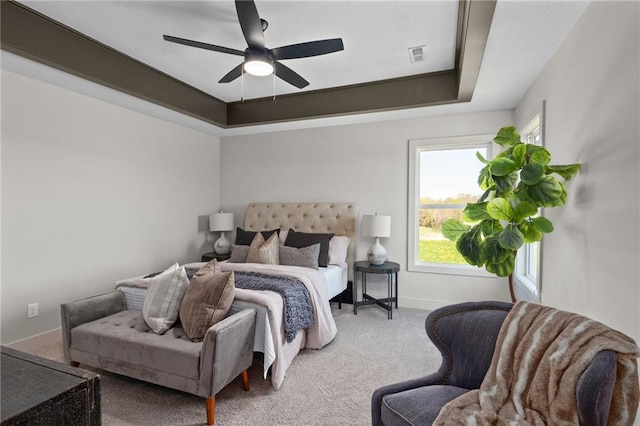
xmin=419 ymin=226 xmax=467 ymax=264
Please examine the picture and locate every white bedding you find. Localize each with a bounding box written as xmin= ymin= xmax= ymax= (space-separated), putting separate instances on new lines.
xmin=225 ymin=263 xmax=347 ymax=382
xmin=211 ymin=261 xmax=338 ymax=389
xmin=324 ymin=264 xmax=348 ymax=299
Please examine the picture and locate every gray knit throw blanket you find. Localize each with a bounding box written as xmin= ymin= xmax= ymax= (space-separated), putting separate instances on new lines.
xmin=186 ymin=268 xmax=314 ymax=343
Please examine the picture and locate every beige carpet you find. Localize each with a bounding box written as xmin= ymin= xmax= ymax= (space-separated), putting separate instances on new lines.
xmin=30 ymin=304 xmax=441 ymax=425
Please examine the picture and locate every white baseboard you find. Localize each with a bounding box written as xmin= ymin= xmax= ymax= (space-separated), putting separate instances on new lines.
xmin=7 ymin=328 xmax=62 ymax=352
xmin=397 ymin=296 xmax=452 ymax=312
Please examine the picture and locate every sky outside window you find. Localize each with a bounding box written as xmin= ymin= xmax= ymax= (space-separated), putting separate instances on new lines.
xmin=420 ymin=147 xmax=487 ymax=202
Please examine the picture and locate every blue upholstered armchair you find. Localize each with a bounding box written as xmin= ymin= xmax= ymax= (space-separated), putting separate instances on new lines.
xmin=371 ymin=301 xmax=621 ymax=426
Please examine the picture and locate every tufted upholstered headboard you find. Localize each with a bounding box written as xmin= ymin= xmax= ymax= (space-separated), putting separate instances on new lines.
xmin=243 ymin=202 xmax=358 ymax=279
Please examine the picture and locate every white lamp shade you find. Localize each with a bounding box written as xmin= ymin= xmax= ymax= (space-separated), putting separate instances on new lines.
xmin=362 ymin=214 xmax=391 ymax=238
xmin=209 ymin=212 xmax=234 ymax=232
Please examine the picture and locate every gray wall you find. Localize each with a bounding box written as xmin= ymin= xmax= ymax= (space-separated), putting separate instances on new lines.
xmin=221 ymin=110 xmax=513 ymax=310
xmin=1 ymin=70 xmax=221 ymax=344
xmin=515 ymin=1 xmax=639 ymax=342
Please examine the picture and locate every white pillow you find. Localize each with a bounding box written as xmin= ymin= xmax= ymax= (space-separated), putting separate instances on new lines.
xmin=142 ymin=266 xmax=190 ymax=334
xmin=279 ymin=229 xmax=289 ymax=245
xmin=328 ymin=236 xmax=350 ymax=266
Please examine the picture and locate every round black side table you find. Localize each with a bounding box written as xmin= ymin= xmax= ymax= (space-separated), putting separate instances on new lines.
xmin=353 ymin=260 xmax=400 ymax=319
xmin=201 ymin=252 xmax=231 ymax=262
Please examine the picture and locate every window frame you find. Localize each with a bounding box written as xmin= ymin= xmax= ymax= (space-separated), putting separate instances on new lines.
xmin=407 ymin=134 xmax=497 ymax=277
xmin=513 ymin=111 xmax=544 ymax=302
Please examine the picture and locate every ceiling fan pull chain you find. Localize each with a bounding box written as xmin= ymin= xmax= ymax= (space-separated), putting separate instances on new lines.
xmin=273 ymin=71 xmax=277 ymax=102
xmin=241 ymin=67 xmax=244 ymax=102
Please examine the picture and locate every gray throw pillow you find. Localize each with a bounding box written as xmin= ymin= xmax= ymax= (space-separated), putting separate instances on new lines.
xmin=142 ymin=267 xmax=190 ymax=334
xmin=284 ymin=230 xmax=334 ymax=267
xmin=179 ymin=260 xmax=235 ymax=342
xmin=228 ymin=245 xmax=250 ymax=263
xmin=279 ymin=244 xmax=321 ymax=269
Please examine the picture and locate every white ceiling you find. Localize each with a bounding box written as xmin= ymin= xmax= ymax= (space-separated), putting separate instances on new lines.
xmin=7 ymin=0 xmax=589 ymax=136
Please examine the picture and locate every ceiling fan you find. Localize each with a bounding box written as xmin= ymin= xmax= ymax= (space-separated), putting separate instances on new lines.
xmin=163 ymin=0 xmax=344 ymax=89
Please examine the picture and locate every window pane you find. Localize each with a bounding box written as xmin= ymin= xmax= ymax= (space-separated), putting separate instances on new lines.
xmin=419 ymin=147 xmax=487 ymax=204
xmin=418 ymin=208 xmax=468 ymax=264
xmin=417 ymin=147 xmax=487 ymax=265
xmin=526 ymin=241 xmax=539 ymax=280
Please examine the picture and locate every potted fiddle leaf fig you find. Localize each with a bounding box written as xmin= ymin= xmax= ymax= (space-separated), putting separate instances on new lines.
xmin=441 ymin=126 xmax=581 ymax=301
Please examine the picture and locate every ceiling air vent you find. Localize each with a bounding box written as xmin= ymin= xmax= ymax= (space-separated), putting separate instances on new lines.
xmin=408 ymin=45 xmax=426 ymax=64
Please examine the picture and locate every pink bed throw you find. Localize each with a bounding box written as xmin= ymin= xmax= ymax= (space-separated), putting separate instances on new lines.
xmin=434 ymin=301 xmax=640 ymax=425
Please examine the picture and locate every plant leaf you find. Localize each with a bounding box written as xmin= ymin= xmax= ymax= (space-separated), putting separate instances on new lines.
xmin=480 ymin=219 xmax=503 ymax=237
xmin=476 ymin=151 xmax=490 ymax=165
xmin=494 ymin=172 xmax=518 ymax=197
xmin=490 ymin=157 xmax=519 ymax=177
xmin=494 ymin=126 xmax=521 ymax=147
xmin=456 ymin=227 xmax=485 ymax=266
xmin=487 ymin=198 xmax=514 ymax=221
xmin=524 ymin=176 xmax=564 ymax=207
xmin=496 ymin=147 xmax=514 ymax=159
xmin=527 ymin=145 xmax=551 ymax=166
xmin=483 ymin=235 xmax=511 ymax=264
xmin=463 ymin=202 xmax=491 ymax=221
xmin=512 ymin=201 xmax=538 ymax=222
xmin=512 ymin=143 xmax=526 ymax=167
xmin=520 ymin=163 xmax=545 ymax=185
xmin=485 ymin=252 xmax=516 ymax=277
xmin=441 ymin=219 xmax=471 ymax=241
xmin=498 ymin=224 xmax=525 ymax=250
xmin=532 ymin=216 xmax=554 ymax=233
xmin=478 ymin=165 xmax=493 ymax=190
xmin=519 ymin=221 xmax=543 ymax=242
xmin=546 ymin=164 xmax=581 ymax=181
xmin=551 ymin=182 xmax=568 ymax=207
xmin=478 ymin=187 xmax=494 ymax=203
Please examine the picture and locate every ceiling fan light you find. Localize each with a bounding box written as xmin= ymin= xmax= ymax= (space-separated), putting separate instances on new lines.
xmin=244 ymin=60 xmax=273 ymax=76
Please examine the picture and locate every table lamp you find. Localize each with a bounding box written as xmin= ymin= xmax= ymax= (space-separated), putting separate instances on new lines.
xmin=209 ymin=211 xmax=234 ymax=255
xmin=362 ymin=213 xmax=391 ymax=265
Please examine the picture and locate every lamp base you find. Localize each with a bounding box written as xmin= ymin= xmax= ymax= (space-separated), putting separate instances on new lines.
xmin=367 ymin=238 xmax=387 ymax=265
xmin=214 ymin=233 xmax=231 ymax=255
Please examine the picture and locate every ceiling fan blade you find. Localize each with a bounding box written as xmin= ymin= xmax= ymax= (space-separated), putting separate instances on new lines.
xmin=235 ymin=0 xmax=265 ymax=50
xmin=274 ymin=61 xmax=309 ymax=89
xmin=218 ymin=63 xmax=244 ymax=83
xmin=271 ymin=38 xmax=344 ymax=60
xmin=163 ymin=35 xmax=244 ymax=56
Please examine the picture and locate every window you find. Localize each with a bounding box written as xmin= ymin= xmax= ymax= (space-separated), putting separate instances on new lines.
xmin=408 ymin=135 xmax=494 ymax=275
xmin=514 ymin=115 xmax=542 ymax=301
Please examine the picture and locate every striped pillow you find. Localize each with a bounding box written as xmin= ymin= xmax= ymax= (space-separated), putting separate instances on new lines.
xmin=142 ymin=267 xmax=190 ymax=334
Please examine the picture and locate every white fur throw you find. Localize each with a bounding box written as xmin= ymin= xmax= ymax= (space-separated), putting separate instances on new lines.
xmin=434 ymin=301 xmax=640 ymax=425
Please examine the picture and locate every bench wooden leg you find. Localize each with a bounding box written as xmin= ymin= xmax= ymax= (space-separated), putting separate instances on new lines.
xmin=206 ymin=397 xmax=215 ymax=425
xmin=241 ymin=370 xmax=250 ymax=391
xmin=70 ymin=361 xmax=80 ymax=368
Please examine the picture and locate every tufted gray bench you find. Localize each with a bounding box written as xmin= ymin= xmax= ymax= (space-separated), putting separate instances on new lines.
xmin=61 ymin=289 xmax=256 ymax=425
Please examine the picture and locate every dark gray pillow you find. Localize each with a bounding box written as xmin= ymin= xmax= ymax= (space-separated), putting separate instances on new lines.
xmin=228 ymin=245 xmax=250 ymax=263
xmin=279 ymin=244 xmax=321 ymax=269
xmin=284 ymin=230 xmax=334 ymax=267
xmin=235 ymin=227 xmax=280 ymax=246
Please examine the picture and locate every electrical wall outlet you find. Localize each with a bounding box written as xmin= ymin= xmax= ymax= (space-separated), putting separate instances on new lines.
xmin=27 ymin=303 xmax=39 ymax=318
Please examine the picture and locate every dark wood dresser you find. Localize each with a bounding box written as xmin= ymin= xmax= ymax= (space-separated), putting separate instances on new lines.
xmin=1 ymin=346 xmax=100 ymax=425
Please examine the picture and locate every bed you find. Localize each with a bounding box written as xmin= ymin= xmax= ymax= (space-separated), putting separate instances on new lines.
xmin=118 ymin=202 xmax=358 ymax=390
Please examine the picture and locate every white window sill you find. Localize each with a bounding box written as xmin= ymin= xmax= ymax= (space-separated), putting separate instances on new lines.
xmin=408 ymin=263 xmax=500 ymax=278
xmin=513 ymin=274 xmax=539 ymax=302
